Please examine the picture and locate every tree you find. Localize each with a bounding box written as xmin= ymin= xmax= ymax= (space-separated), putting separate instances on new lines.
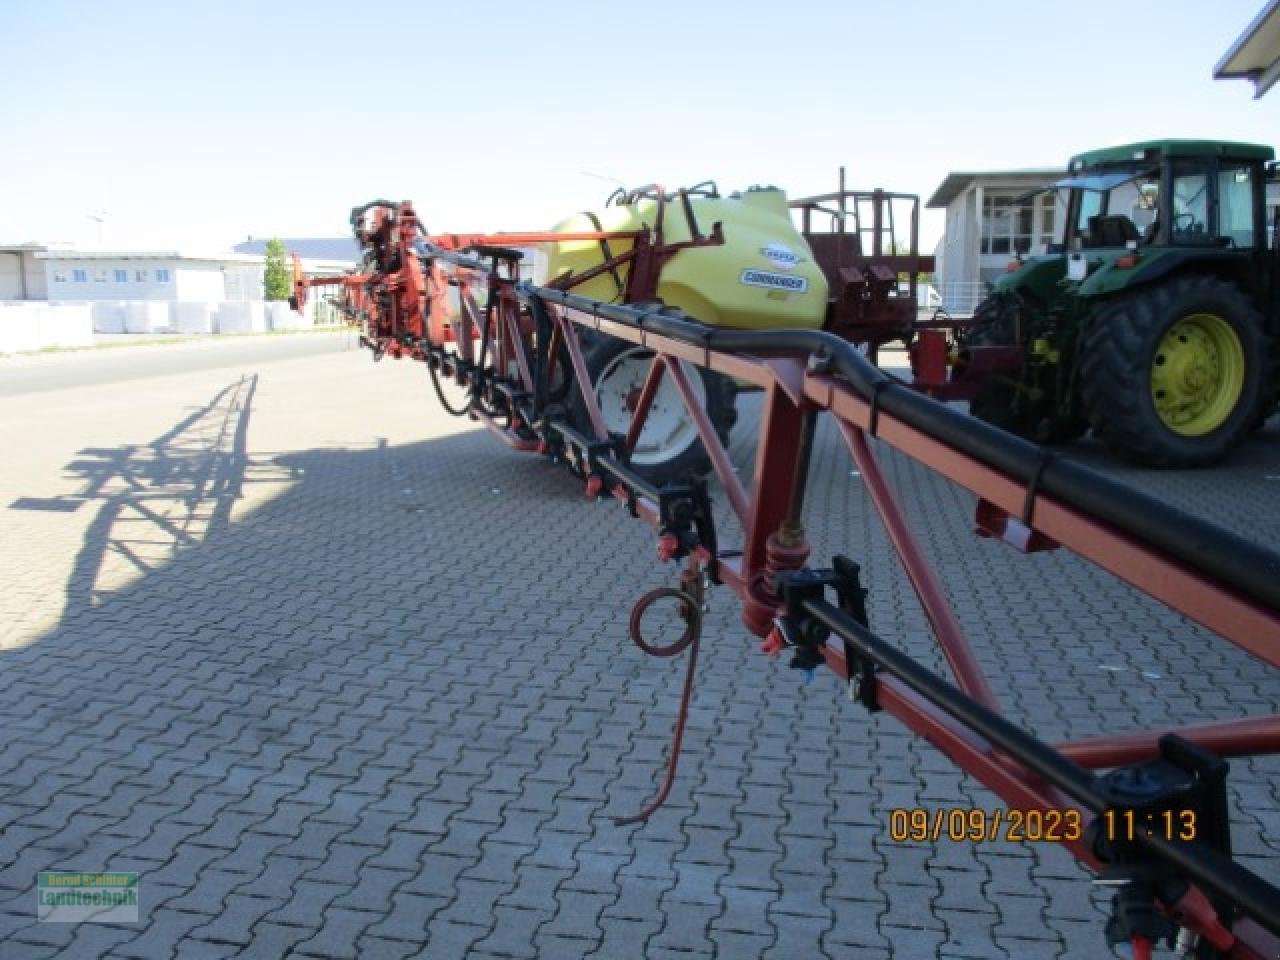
xmin=263 ymin=238 xmax=291 ymax=301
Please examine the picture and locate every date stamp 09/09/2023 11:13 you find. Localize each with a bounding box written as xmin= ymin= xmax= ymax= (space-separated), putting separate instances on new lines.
xmin=887 ymin=807 xmax=1199 ymax=845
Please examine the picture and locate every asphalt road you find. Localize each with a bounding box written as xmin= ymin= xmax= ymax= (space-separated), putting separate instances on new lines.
xmin=0 ymin=331 xmax=357 ymax=398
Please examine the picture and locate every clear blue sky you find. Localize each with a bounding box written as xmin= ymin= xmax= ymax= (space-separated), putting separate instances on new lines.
xmin=2 ymin=0 xmax=1278 ymax=252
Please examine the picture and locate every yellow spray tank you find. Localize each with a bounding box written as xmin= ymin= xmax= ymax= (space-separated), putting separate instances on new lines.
xmin=540 ymin=185 xmax=828 ymax=331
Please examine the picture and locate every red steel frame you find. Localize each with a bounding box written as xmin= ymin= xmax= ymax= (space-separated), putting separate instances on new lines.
xmin=296 ymin=201 xmax=1280 ymax=957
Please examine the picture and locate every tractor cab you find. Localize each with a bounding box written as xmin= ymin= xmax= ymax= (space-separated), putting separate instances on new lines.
xmin=1055 ymin=140 xmax=1273 ymax=257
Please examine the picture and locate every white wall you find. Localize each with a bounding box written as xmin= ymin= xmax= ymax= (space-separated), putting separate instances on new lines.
xmin=0 ymin=302 xmax=93 ymax=352
xmin=938 ymin=190 xmax=979 ymax=292
xmin=174 ymin=262 xmax=227 ymax=302
xmin=46 ymin=257 xmax=179 ymax=301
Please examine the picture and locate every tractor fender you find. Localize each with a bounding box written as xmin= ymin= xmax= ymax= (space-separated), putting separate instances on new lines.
xmin=1076 ymin=248 xmax=1245 ymax=298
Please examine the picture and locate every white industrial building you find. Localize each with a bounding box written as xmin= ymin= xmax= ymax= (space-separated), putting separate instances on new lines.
xmin=40 ymin=251 xmax=269 ymax=303
xmin=39 ymin=248 xmax=355 ymax=303
xmin=926 ymin=168 xmax=1064 ymax=313
xmin=0 ymin=241 xmax=357 ymax=352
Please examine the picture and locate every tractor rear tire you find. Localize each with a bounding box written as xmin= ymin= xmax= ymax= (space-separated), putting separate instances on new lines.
xmin=570 ymin=334 xmax=737 ymax=485
xmin=1078 ymin=274 xmax=1270 ymax=467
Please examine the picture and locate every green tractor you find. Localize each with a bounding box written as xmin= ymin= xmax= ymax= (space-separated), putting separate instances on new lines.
xmin=962 ymin=139 xmax=1278 ymax=466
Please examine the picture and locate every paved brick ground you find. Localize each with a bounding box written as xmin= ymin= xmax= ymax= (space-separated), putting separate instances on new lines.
xmin=0 ymin=341 xmax=1277 ymax=959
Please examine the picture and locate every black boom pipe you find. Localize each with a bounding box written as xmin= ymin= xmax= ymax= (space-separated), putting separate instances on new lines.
xmin=519 ymin=285 xmax=1280 ymax=616
xmin=548 ymin=422 xmax=662 ymax=504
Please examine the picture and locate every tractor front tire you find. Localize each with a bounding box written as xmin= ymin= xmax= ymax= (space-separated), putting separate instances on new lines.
xmin=963 ymin=294 xmax=1081 ymax=442
xmin=1078 ymin=274 xmax=1270 ymax=467
xmin=570 ymin=334 xmax=737 ymax=485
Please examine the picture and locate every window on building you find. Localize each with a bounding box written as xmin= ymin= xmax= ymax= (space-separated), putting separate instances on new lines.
xmin=982 ymin=192 xmax=1058 ymax=255
xmin=113 ymin=269 xmax=128 ymax=283
xmin=53 ymin=270 xmax=67 ymax=283
xmin=1040 ymin=194 xmax=1056 ymax=247
xmin=156 ymin=268 xmax=171 ymax=283
xmin=72 ymin=269 xmax=87 ymax=283
xmin=982 ymin=196 xmax=1013 ymax=254
xmin=136 ymin=269 xmax=148 ymax=282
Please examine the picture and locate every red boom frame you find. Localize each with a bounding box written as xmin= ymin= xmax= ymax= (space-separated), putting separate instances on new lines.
xmin=296 ymin=198 xmax=1280 ymax=958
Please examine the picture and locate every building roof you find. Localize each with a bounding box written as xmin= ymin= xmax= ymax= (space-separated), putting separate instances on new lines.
xmin=0 ymin=243 xmax=55 ymax=254
xmin=1070 ymin=139 xmax=1274 ymax=169
xmin=1216 ymin=0 xmax=1280 ymax=97
xmin=926 ymin=169 xmax=1063 ymax=209
xmin=36 ymin=250 xmax=264 ymax=264
xmin=233 ymin=238 xmax=359 ymax=262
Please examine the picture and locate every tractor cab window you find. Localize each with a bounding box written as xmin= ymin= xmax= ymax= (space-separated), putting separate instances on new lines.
xmin=1171 ymin=165 xmax=1211 ymax=245
xmin=1060 ymin=167 xmax=1156 ymax=248
xmin=1122 ymin=181 xmax=1160 ymax=239
xmin=1075 ymin=189 xmax=1103 ymax=240
xmin=1217 ymin=164 xmax=1255 ymax=249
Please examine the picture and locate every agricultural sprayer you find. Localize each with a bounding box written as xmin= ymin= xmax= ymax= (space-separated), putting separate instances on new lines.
xmin=294 ymin=181 xmax=1280 ymax=958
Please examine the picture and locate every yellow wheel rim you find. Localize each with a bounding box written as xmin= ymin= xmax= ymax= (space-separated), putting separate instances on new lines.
xmin=1150 ymin=313 xmax=1245 ymax=436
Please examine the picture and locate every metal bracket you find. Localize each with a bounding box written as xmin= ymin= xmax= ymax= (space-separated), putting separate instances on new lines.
xmin=655 ymin=479 xmax=719 ymax=576
xmin=775 ymin=555 xmax=873 ymax=700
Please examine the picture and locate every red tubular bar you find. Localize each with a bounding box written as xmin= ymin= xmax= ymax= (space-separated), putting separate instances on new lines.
xmin=663 ymin=357 xmax=749 ymax=524
xmin=557 ymin=312 xmax=608 ymax=441
xmin=1058 ymin=715 xmax=1280 ymax=768
xmin=473 ymin=410 xmax=539 ymax=451
xmin=501 ymin=295 xmax=534 ymax=392
xmin=458 ymin=289 xmax=481 ymax=366
xmin=624 ymin=356 xmax=665 ymax=458
xmin=838 ymin=420 xmax=1000 ymax=709
xmin=429 ymin=229 xmax=645 ymax=248
xmin=742 ymin=365 xmax=809 ymax=573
